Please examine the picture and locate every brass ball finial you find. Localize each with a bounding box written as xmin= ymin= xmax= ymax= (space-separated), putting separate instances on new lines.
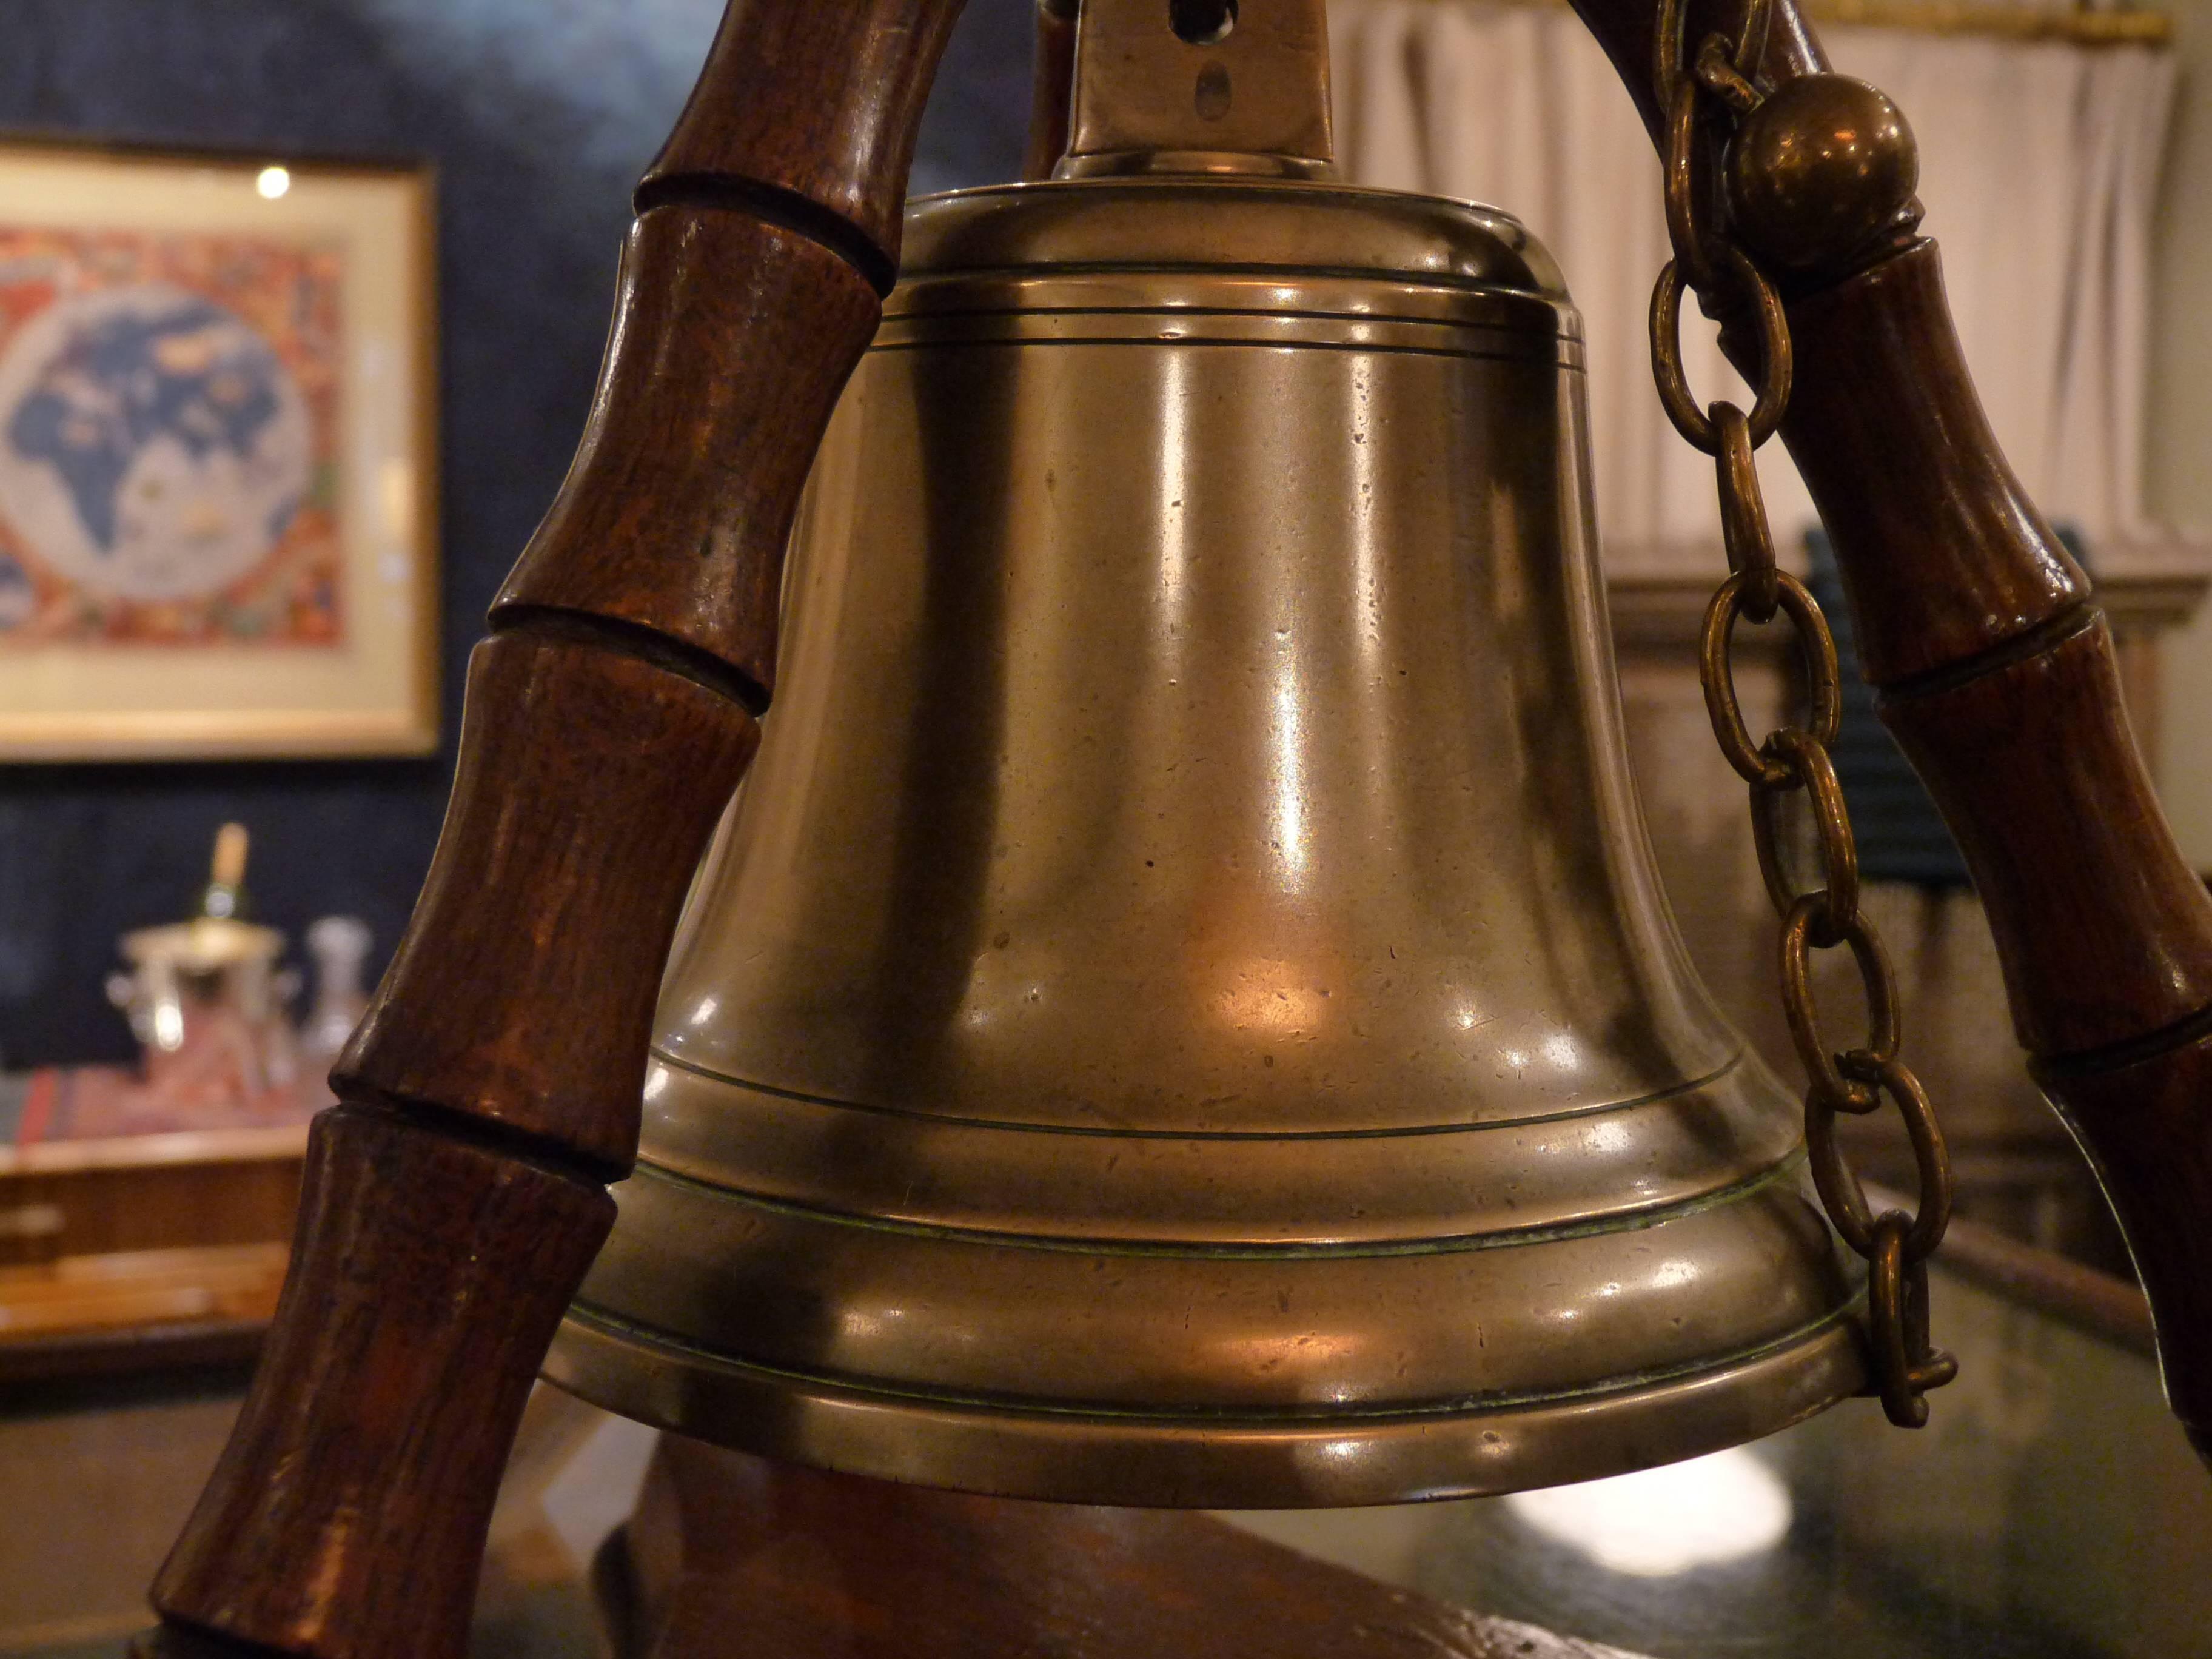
xmin=1726 ymin=74 xmax=1919 ymax=275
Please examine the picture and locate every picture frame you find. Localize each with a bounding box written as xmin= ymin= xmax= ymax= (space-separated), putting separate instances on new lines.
xmin=0 ymin=136 xmax=439 ymax=760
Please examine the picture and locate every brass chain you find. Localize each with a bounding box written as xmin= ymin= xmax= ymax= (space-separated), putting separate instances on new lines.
xmin=1646 ymin=0 xmax=1957 ymax=1427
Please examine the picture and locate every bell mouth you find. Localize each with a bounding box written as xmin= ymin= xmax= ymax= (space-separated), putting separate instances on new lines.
xmin=548 ymin=1161 xmax=1867 ymax=1508
xmin=548 ymin=1051 xmax=1871 ymax=1507
xmin=550 ymin=1310 xmax=1865 ymax=1510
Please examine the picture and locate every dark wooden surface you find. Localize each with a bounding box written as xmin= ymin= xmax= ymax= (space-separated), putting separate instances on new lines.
xmin=1779 ymin=245 xmax=2091 ymax=687
xmin=609 ymin=1438 xmax=1646 ymax=1659
xmin=493 ymin=210 xmax=880 ymax=706
xmin=145 ymin=1110 xmax=614 ymax=1658
xmin=1884 ymin=616 xmax=2212 ymax=1057
xmin=643 ymin=0 xmax=970 ymax=279
xmin=1 ymin=1140 xmax=302 ymax=1259
xmin=334 ymin=634 xmax=760 ymax=1174
xmin=135 ymin=2 xmax=973 ymax=1654
xmin=0 ymin=1313 xmax=267 ymax=1386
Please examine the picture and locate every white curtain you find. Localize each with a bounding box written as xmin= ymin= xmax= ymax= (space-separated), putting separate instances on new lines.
xmin=1327 ymin=4 xmax=2178 ymax=571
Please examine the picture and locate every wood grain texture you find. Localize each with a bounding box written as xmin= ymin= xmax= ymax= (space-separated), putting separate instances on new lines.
xmin=144 ymin=1108 xmax=613 ymax=1659
xmin=0 ymin=1144 xmax=301 ymax=1259
xmin=493 ymin=210 xmax=880 ymax=703
xmin=335 ymin=631 xmax=759 ymax=1175
xmin=2038 ymin=1033 xmax=2212 ymax=1469
xmin=0 ymin=1242 xmax=286 ymax=1346
xmin=1880 ymin=617 xmax=2212 ymax=1057
xmin=643 ymin=0 xmax=970 ymax=274
xmin=610 ymin=1438 xmax=1650 ymax=1659
xmin=1774 ymin=244 xmax=2091 ymax=687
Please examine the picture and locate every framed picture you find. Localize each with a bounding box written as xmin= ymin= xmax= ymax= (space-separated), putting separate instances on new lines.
xmin=0 ymin=138 xmax=438 ymax=760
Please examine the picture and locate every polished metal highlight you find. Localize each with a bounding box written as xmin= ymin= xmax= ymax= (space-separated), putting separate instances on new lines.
xmin=546 ymin=0 xmax=1868 ymax=1507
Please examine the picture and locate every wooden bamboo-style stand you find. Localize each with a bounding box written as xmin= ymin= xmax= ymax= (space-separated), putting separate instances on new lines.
xmin=132 ymin=2 xmax=2212 ymax=1656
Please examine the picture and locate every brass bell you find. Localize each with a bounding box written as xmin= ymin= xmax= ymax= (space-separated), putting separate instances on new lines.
xmin=546 ymin=0 xmax=1865 ymax=1506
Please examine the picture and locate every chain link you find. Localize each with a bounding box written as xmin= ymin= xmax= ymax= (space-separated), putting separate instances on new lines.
xmin=1647 ymin=0 xmax=1956 ymax=1428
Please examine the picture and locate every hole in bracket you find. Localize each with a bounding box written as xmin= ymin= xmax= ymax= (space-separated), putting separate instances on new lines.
xmin=1170 ymin=0 xmax=1238 ymax=45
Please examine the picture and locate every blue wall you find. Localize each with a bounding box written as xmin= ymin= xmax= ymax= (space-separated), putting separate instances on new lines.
xmin=0 ymin=0 xmax=1035 ymax=1065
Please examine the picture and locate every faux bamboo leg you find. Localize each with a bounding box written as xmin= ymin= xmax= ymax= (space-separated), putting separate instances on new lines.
xmin=1569 ymin=0 xmax=2212 ymax=1461
xmin=133 ymin=5 xmax=969 ymax=1656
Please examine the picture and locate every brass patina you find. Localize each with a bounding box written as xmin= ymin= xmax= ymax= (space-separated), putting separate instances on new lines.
xmin=546 ymin=0 xmax=1867 ymax=1506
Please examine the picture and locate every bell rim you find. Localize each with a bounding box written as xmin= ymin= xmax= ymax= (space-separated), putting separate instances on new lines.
xmin=546 ymin=1299 xmax=1869 ymax=1508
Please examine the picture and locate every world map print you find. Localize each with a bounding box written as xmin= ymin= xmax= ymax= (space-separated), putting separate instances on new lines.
xmin=0 ymin=230 xmax=344 ymax=646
